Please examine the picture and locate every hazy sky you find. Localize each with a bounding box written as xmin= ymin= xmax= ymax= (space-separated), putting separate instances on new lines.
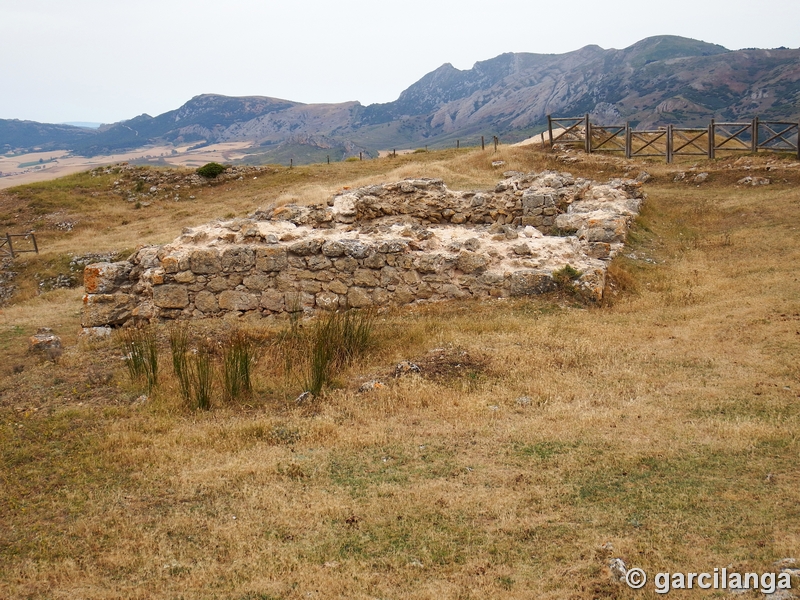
xmin=2 ymin=0 xmax=799 ymax=124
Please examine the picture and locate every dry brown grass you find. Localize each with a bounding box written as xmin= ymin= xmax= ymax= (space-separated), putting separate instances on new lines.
xmin=1 ymin=147 xmax=800 ymax=598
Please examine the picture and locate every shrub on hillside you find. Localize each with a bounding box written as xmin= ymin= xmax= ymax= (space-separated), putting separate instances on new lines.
xmin=197 ymin=162 xmax=227 ymax=179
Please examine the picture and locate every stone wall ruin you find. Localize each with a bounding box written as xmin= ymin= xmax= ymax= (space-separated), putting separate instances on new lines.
xmin=81 ymin=170 xmax=644 ymax=329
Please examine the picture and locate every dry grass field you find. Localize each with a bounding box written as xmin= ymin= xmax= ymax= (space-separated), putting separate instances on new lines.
xmin=0 ymin=146 xmax=799 ymax=599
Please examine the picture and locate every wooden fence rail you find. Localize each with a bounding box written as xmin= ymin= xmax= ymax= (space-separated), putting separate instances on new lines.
xmin=547 ymin=114 xmax=800 ymax=162
xmin=0 ymin=232 xmax=39 ymax=259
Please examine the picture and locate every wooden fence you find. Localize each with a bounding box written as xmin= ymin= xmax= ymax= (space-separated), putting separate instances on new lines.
xmin=547 ymin=114 xmax=800 ymax=162
xmin=0 ymin=232 xmax=39 ymax=259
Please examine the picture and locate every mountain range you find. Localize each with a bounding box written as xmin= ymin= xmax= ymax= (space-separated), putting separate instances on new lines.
xmin=2 ymin=35 xmax=799 ymax=163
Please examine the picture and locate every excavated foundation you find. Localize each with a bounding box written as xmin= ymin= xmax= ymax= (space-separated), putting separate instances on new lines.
xmin=81 ymin=170 xmax=644 ymax=329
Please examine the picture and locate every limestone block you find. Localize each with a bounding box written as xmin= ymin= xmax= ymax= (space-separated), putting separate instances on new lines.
xmin=416 ymin=254 xmax=443 ymax=274
xmin=347 ymin=287 xmax=373 ymax=308
xmin=380 ymin=266 xmax=400 ymax=287
xmin=28 ymin=328 xmax=62 ymax=356
xmin=376 ymin=240 xmax=408 ymax=254
xmin=83 ymin=262 xmax=132 ymax=294
xmin=306 ymin=254 xmax=332 ymax=271
xmin=174 ymin=270 xmax=195 ymax=284
xmin=301 ymin=280 xmax=322 ymax=294
xmin=221 ymin=246 xmax=255 ymax=272
xmin=315 ymin=291 xmax=340 ymax=311
xmin=190 ymin=249 xmax=221 ymax=274
xmin=327 ymin=280 xmax=348 ymax=295
xmin=207 ymin=276 xmax=232 ymax=292
xmin=161 ymin=255 xmax=180 ymax=274
xmin=194 ymin=291 xmax=219 ymax=313
xmin=353 ymin=268 xmax=379 ymax=287
xmin=260 ymin=289 xmax=285 ymax=312
xmin=509 ymin=271 xmax=556 ymax=296
xmin=333 ymin=256 xmax=359 ymax=272
xmin=321 ymin=240 xmax=346 ymax=257
xmin=457 ymin=251 xmax=489 ymax=274
xmin=340 ymin=239 xmax=371 ymax=259
xmin=243 ymin=273 xmax=272 ymax=290
xmin=586 ymin=242 xmax=611 ymax=259
xmin=81 ymin=293 xmax=136 ymax=327
xmin=363 ymin=253 xmax=386 ymax=269
xmin=256 ymin=247 xmax=288 ymax=272
xmin=219 ymin=290 xmax=259 ymax=311
xmin=372 ymin=287 xmax=389 ymax=305
xmin=289 ymin=239 xmax=323 ymax=256
xmin=153 ymin=284 xmax=190 ymax=309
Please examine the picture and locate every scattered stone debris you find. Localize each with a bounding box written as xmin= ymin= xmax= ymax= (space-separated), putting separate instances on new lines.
xmin=358 ymin=380 xmax=385 ymax=392
xmin=693 ymin=172 xmax=709 ymax=184
xmin=737 ymin=176 xmax=771 ymax=186
xmin=28 ymin=327 xmax=62 ymax=362
xmin=394 ymin=362 xmax=421 ymax=377
xmin=515 ymin=396 xmax=532 ymax=406
xmin=608 ymin=557 xmax=628 ymax=582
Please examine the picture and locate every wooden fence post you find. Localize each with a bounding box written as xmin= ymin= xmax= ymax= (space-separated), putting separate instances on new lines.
xmin=797 ymin=122 xmax=800 ymax=160
xmin=666 ymin=124 xmax=673 ymax=163
xmin=359 ymin=152 xmax=363 ymax=161
xmin=493 ymin=136 xmax=498 ymax=152
xmin=456 ymin=140 xmax=459 ymax=149
xmin=6 ymin=233 xmax=14 ymax=259
xmin=752 ymin=116 xmax=759 ymax=153
xmin=547 ymin=115 xmax=554 ymax=148
xmin=481 ymin=136 xmax=485 ymax=151
xmin=290 ymin=159 xmax=293 ymax=169
xmin=584 ymin=114 xmax=590 ymax=154
xmin=30 ymin=233 xmax=38 ymax=254
xmin=709 ymin=119 xmax=715 ymax=159
xmin=327 ymin=155 xmax=330 ymax=164
xmin=587 ymin=120 xmax=593 ymax=154
xmin=625 ymin=122 xmax=631 ymax=159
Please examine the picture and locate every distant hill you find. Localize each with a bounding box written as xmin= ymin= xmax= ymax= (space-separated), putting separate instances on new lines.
xmin=2 ymin=35 xmax=799 ymax=162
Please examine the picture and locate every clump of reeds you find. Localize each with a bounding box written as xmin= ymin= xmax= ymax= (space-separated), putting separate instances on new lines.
xmin=302 ymin=309 xmax=376 ymax=397
xmin=188 ymin=341 xmax=214 ymax=411
xmin=118 ymin=326 xmax=159 ymax=392
xmin=222 ymin=329 xmax=254 ymax=402
xmin=168 ymin=322 xmax=191 ymax=403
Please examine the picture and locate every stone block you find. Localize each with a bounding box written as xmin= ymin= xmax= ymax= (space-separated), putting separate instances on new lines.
xmin=207 ymin=276 xmax=232 ymax=292
xmin=256 ymin=247 xmax=288 ymax=272
xmin=83 ymin=262 xmax=132 ymax=294
xmin=221 ymin=246 xmax=255 ymax=272
xmin=363 ymin=253 xmax=386 ymax=269
xmin=306 ymin=254 xmax=332 ymax=270
xmin=243 ymin=273 xmax=272 ymax=290
xmin=288 ymin=239 xmax=323 ymax=256
xmin=194 ymin=291 xmax=219 ymax=313
xmin=327 ymin=280 xmax=348 ymax=295
xmin=333 ymin=256 xmax=359 ymax=272
xmin=509 ymin=271 xmax=556 ymax=296
xmin=82 ymin=293 xmax=135 ymax=327
xmin=457 ymin=251 xmax=489 ymax=274
xmin=353 ymin=268 xmax=379 ymax=287
xmin=218 ymin=290 xmax=259 ymax=311
xmin=347 ymin=287 xmax=373 ymax=308
xmin=153 ymin=284 xmax=189 ymax=308
xmin=190 ymin=249 xmax=221 ymax=274
xmin=315 ymin=291 xmax=340 ymax=311
xmin=174 ymin=270 xmax=195 ymax=284
xmin=260 ymin=289 xmax=285 ymax=312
